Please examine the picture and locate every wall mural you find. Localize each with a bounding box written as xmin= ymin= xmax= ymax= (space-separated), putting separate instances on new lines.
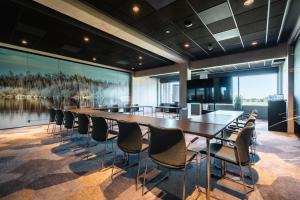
xmin=0 ymin=48 xmax=130 ymax=129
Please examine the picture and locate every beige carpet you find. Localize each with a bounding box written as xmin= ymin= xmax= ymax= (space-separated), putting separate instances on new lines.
xmin=0 ymin=121 xmax=300 ymax=200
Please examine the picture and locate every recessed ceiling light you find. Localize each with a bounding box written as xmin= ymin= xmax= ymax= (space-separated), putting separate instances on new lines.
xmin=92 ymin=57 xmax=97 ymax=61
xmin=244 ymin=0 xmax=254 ymax=6
xmin=251 ymin=41 xmax=258 ymax=46
xmin=184 ymin=43 xmax=190 ymax=48
xmin=208 ymin=43 xmax=213 ymax=51
xmin=132 ymin=5 xmax=140 ymax=13
xmin=184 ymin=19 xmax=193 ymax=28
xmin=165 ymin=30 xmax=171 ymax=34
xmin=83 ymin=36 xmax=90 ymax=42
xmin=138 ymin=62 xmax=142 ymax=66
xmin=132 ymin=67 xmax=135 ymax=70
xmin=138 ymin=56 xmax=143 ymax=60
xmin=21 ymin=39 xmax=28 ymax=45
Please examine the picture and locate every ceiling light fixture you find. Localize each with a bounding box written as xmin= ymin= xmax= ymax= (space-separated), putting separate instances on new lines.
xmin=138 ymin=62 xmax=142 ymax=66
xmin=165 ymin=30 xmax=171 ymax=34
xmin=132 ymin=5 xmax=140 ymax=13
xmin=184 ymin=19 xmax=193 ymax=28
xmin=208 ymin=43 xmax=213 ymax=51
xmin=184 ymin=43 xmax=190 ymax=48
xmin=138 ymin=56 xmax=143 ymax=60
xmin=244 ymin=0 xmax=254 ymax=6
xmin=92 ymin=57 xmax=97 ymax=61
xmin=21 ymin=39 xmax=28 ymax=45
xmin=83 ymin=36 xmax=90 ymax=42
xmin=132 ymin=67 xmax=135 ymax=70
xmin=251 ymin=41 xmax=258 ymax=46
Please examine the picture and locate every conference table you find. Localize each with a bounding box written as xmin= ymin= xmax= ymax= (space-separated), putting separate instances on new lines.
xmin=70 ymin=108 xmax=243 ymax=199
xmin=95 ymin=105 xmax=153 ymax=116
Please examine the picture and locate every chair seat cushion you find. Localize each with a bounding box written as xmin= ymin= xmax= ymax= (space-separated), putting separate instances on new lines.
xmin=200 ymin=143 xmax=238 ymax=164
xmin=107 ymin=132 xmax=118 ymax=140
xmin=150 ymin=149 xmax=197 ymax=169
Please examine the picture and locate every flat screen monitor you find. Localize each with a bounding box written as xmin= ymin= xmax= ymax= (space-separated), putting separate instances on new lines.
xmin=187 ymin=77 xmax=232 ymax=103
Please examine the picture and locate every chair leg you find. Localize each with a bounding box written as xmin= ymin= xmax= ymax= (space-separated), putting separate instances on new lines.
xmin=196 ymin=153 xmax=200 ymax=186
xmin=136 ymin=153 xmax=141 ymax=190
xmin=182 ymin=164 xmax=187 ymax=200
xmin=47 ymin=122 xmax=50 ymax=132
xmin=101 ymin=140 xmax=108 ymax=168
xmin=111 ymin=144 xmax=117 ymax=180
xmin=248 ymin=163 xmax=255 ymax=190
xmin=239 ymin=165 xmax=248 ymax=199
xmin=142 ymin=158 xmax=149 ymax=195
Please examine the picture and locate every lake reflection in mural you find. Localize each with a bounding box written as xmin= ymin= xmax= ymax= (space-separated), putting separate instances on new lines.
xmin=0 ymin=48 xmax=130 ymax=129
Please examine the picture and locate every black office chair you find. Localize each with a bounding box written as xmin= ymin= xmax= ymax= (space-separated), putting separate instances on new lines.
xmin=53 ymin=109 xmax=64 ymax=134
xmin=77 ymin=114 xmax=91 ymax=147
xmin=200 ymin=123 xmax=256 ymax=198
xmin=47 ymin=108 xmax=56 ymax=132
xmin=123 ymin=104 xmax=131 ymax=113
xmin=111 ymin=104 xmax=119 ymax=113
xmin=91 ymin=116 xmax=118 ymax=167
xmin=62 ymin=111 xmax=77 ymax=141
xmin=143 ymin=125 xmax=199 ymax=200
xmin=111 ymin=120 xmax=149 ymax=190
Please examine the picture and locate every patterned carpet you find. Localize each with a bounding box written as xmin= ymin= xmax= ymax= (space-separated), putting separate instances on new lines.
xmin=0 ymin=121 xmax=300 ymax=200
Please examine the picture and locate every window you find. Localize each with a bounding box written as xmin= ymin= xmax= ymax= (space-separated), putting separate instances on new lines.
xmin=160 ymin=82 xmax=179 ymax=103
xmin=233 ymin=74 xmax=277 ymax=105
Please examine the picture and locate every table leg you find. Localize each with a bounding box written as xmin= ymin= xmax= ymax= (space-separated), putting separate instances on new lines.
xmin=206 ymin=138 xmax=211 ymax=199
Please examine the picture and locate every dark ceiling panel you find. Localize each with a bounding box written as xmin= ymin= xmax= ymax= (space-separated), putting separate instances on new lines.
xmin=0 ymin=0 xmax=174 ymax=71
xmin=2 ymin=0 xmax=298 ymax=72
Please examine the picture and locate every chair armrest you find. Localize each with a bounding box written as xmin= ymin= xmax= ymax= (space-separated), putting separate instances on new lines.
xmin=187 ymin=137 xmax=199 ymax=148
xmin=214 ymin=136 xmax=236 ymax=143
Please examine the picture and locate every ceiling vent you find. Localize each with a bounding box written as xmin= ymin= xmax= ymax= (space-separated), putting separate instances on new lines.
xmin=145 ymin=0 xmax=176 ymax=11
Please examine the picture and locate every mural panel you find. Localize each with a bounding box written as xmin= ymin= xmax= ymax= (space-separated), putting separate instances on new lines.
xmin=0 ymin=48 xmax=130 ymax=129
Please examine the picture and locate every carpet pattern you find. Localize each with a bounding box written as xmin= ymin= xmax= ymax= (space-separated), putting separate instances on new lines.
xmin=0 ymin=121 xmax=300 ymax=200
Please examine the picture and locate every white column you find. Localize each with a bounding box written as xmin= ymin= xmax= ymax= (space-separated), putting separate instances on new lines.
xmin=179 ymin=63 xmax=191 ymax=119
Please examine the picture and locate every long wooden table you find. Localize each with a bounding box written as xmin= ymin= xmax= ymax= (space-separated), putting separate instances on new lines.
xmin=70 ymin=108 xmax=243 ymax=199
xmin=94 ymin=105 xmax=153 ymax=116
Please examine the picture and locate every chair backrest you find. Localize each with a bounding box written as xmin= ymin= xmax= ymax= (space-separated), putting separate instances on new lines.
xmin=48 ymin=108 xmax=56 ymax=122
xmin=111 ymin=104 xmax=119 ymax=112
xmin=55 ymin=109 xmax=64 ymax=125
xmin=91 ymin=116 xmax=108 ymax=142
xmin=149 ymin=125 xmax=186 ymax=168
xmin=77 ymin=114 xmax=90 ymax=134
xmin=123 ymin=104 xmax=131 ymax=112
xmin=133 ymin=104 xmax=139 ymax=112
xmin=235 ymin=122 xmax=255 ymax=164
xmin=117 ymin=120 xmax=143 ymax=153
xmin=245 ymin=115 xmax=256 ymax=126
xmin=64 ymin=111 xmax=74 ymax=129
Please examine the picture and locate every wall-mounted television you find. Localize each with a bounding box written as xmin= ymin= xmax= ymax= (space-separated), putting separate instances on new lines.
xmin=187 ymin=77 xmax=232 ymax=103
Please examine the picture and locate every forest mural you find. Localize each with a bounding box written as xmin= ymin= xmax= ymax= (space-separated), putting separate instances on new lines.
xmin=0 ymin=48 xmax=130 ymax=129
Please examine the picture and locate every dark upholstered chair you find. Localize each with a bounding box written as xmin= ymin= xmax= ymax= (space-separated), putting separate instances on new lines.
xmin=110 ymin=104 xmax=119 ymax=113
xmin=47 ymin=108 xmax=56 ymax=132
xmin=200 ymin=123 xmax=256 ymax=198
xmin=78 ymin=114 xmax=90 ymax=135
xmin=62 ymin=111 xmax=77 ymax=141
xmin=123 ymin=104 xmax=131 ymax=113
xmin=53 ymin=109 xmax=64 ymax=133
xmin=77 ymin=114 xmax=91 ymax=147
xmin=143 ymin=125 xmax=199 ymax=200
xmin=91 ymin=116 xmax=118 ymax=167
xmin=111 ymin=120 xmax=149 ymax=189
